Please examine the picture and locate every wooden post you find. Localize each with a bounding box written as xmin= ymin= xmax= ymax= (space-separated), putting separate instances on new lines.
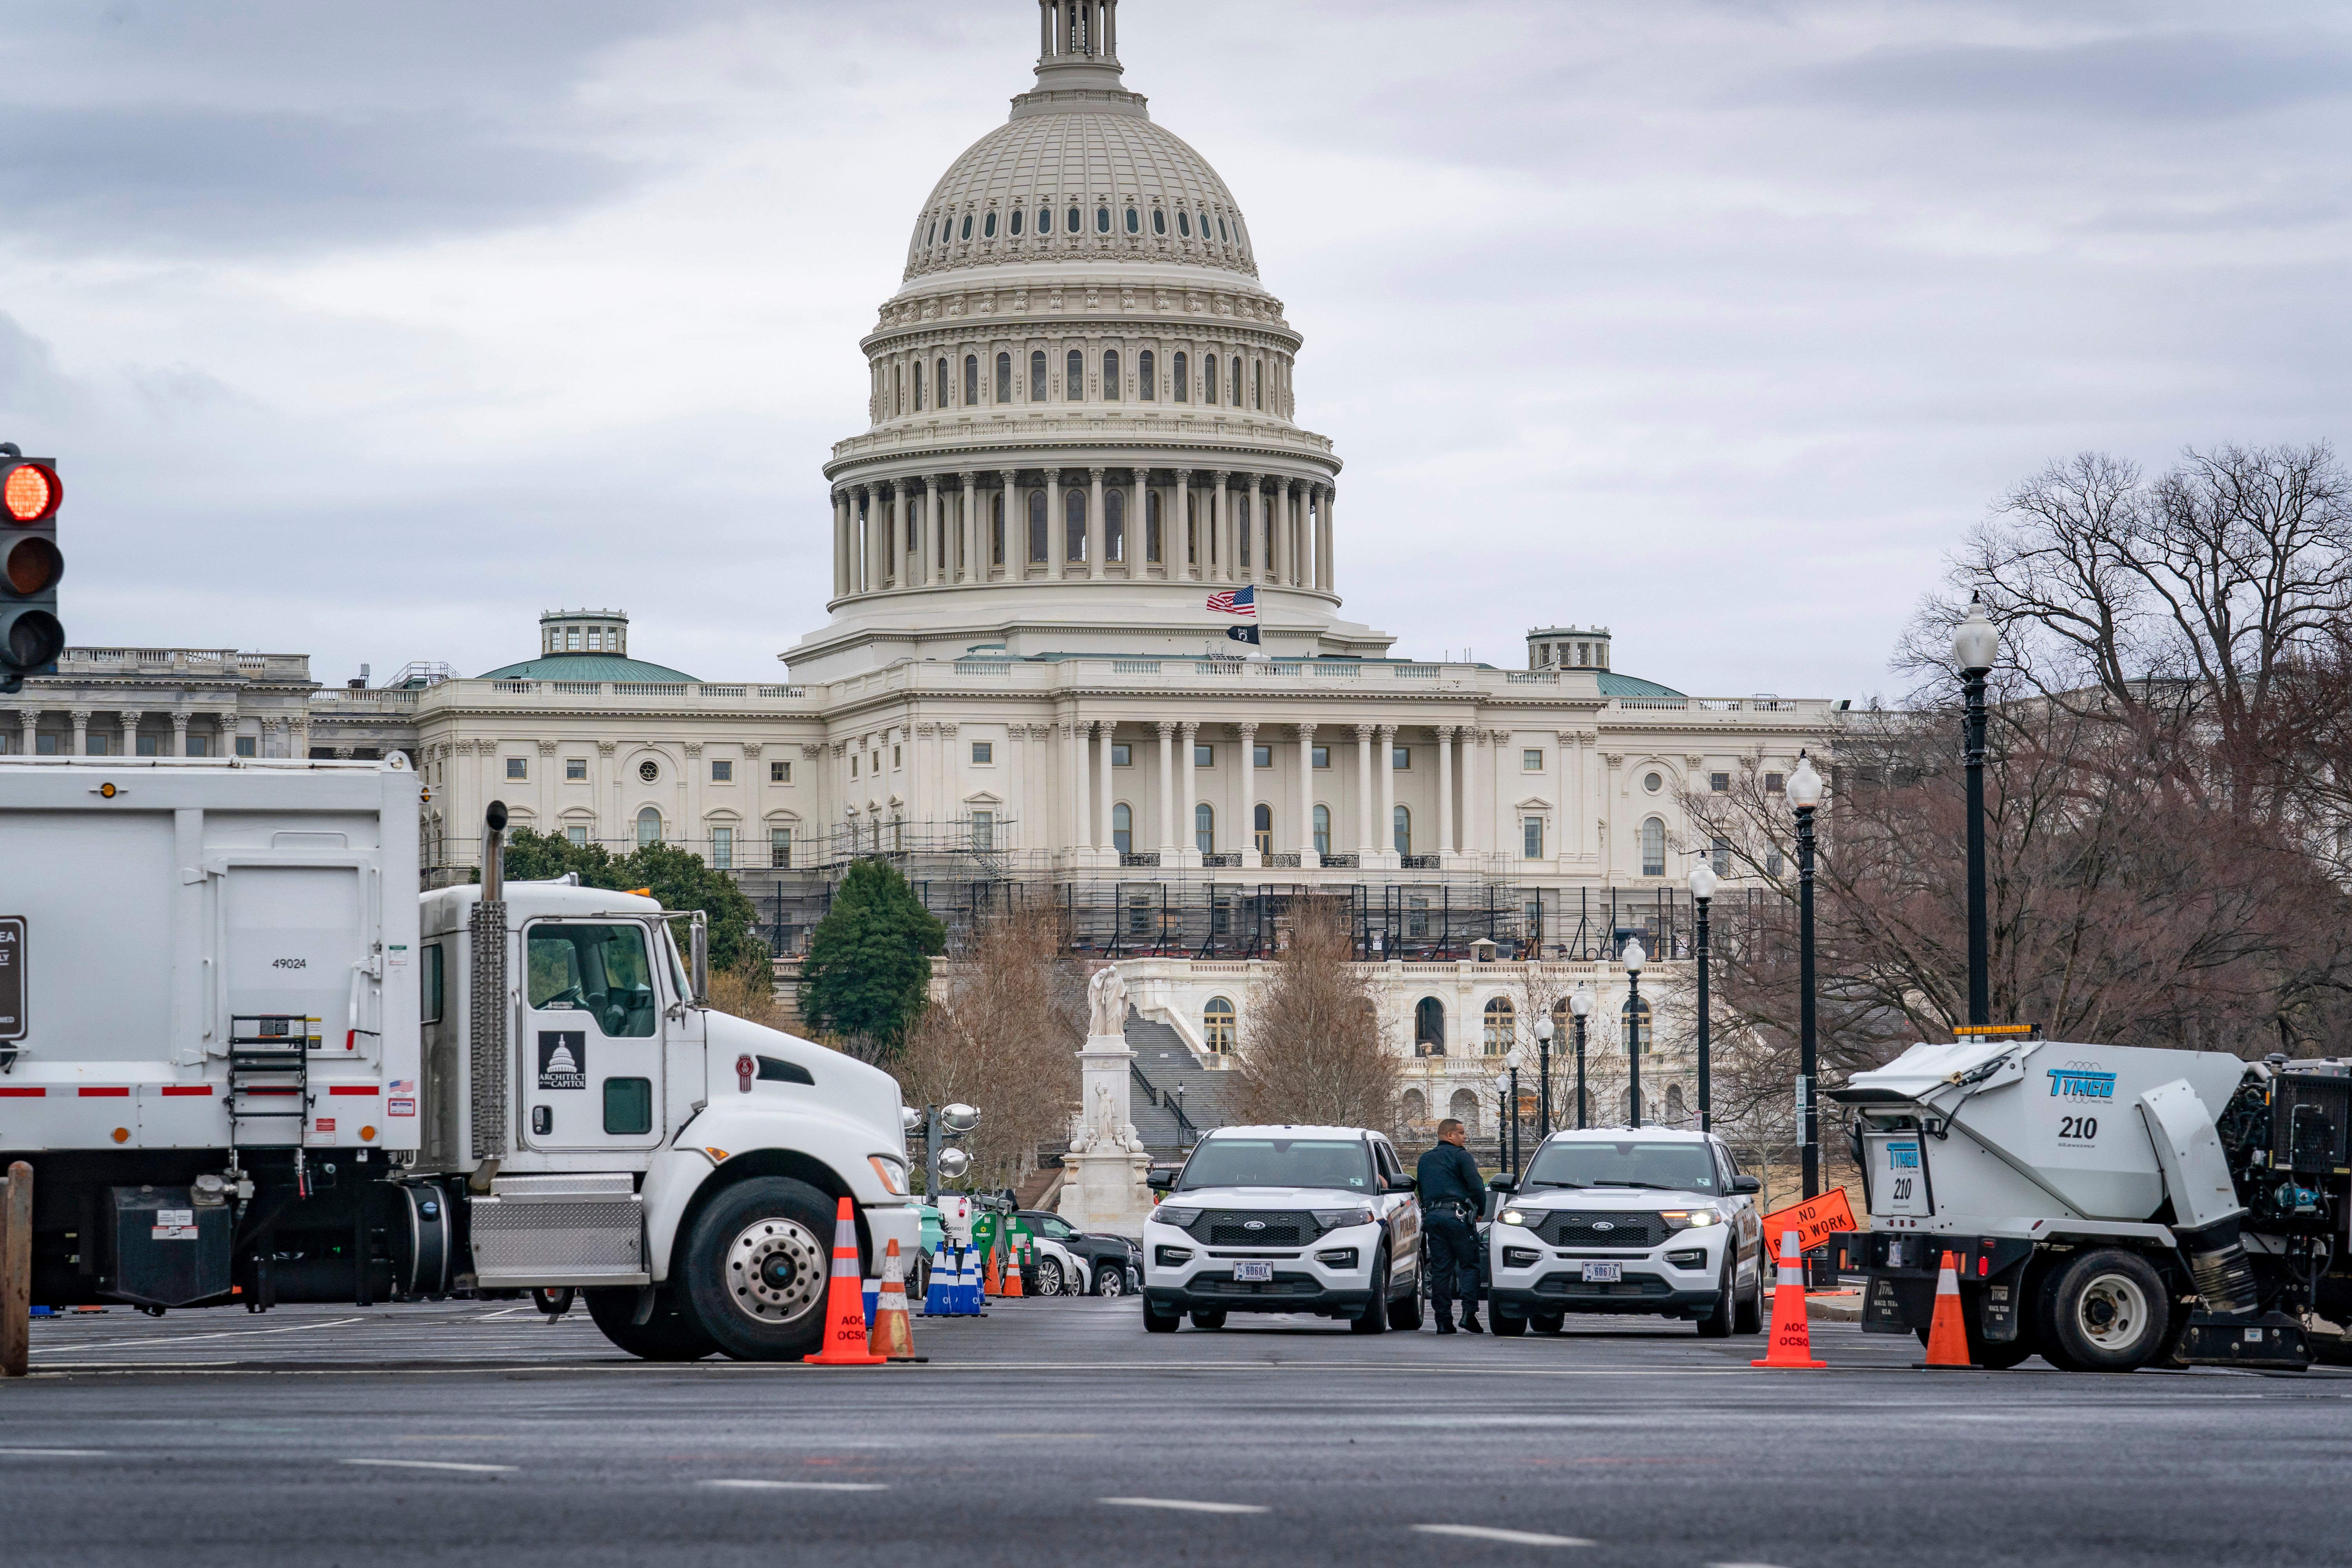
xmin=2 ymin=1160 xmax=31 ymax=1377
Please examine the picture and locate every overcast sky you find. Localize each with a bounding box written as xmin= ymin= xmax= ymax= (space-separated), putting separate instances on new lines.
xmin=2 ymin=0 xmax=2345 ymax=701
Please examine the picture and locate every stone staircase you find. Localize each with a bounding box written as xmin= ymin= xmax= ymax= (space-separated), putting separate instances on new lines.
xmin=1122 ymin=1013 xmax=1236 ymax=1157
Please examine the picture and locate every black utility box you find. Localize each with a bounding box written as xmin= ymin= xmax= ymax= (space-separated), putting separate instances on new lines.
xmin=111 ymin=1185 xmax=232 ymax=1307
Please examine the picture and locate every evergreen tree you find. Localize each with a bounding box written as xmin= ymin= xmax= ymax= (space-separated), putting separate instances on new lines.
xmin=799 ymin=858 xmax=946 ymax=1059
xmin=491 ymin=828 xmax=764 ymax=970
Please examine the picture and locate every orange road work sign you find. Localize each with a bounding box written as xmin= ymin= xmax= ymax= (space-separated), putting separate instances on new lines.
xmin=1758 ymin=1188 xmax=1856 ymax=1256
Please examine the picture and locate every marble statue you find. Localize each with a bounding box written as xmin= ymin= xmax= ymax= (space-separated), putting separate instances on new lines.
xmin=1086 ymin=965 xmax=1128 ymax=1040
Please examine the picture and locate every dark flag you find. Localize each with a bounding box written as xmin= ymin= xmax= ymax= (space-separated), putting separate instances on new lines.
xmin=1226 ymin=624 xmax=1261 ymax=645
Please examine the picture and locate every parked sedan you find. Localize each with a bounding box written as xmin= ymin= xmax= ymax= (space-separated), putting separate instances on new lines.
xmin=1018 ymin=1210 xmax=1143 ymax=1296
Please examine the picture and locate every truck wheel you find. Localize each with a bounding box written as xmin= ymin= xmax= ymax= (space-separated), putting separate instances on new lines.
xmin=1143 ymin=1298 xmax=1180 ymax=1332
xmin=584 ymin=1287 xmax=718 ymax=1362
xmin=2043 ymin=1249 xmax=2167 ymax=1372
xmin=679 ymin=1177 xmax=838 ymax=1362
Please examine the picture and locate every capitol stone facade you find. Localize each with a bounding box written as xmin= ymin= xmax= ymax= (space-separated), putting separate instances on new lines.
xmin=3 ymin=2 xmax=1834 ymax=1136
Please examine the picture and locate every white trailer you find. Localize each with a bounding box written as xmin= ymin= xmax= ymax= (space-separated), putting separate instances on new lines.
xmin=1824 ymin=1036 xmax=2348 ymax=1372
xmin=0 ymin=757 xmax=918 ymax=1360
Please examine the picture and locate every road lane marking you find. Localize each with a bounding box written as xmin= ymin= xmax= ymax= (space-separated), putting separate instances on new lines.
xmin=1100 ymin=1497 xmax=1270 ymax=1514
xmin=29 ymin=1316 xmax=366 ymax=1354
xmin=343 ymin=1458 xmax=517 ymax=1474
xmin=0 ymin=1448 xmax=111 ymax=1457
xmin=1414 ymin=1524 xmax=1594 ymax=1547
xmin=702 ymin=1479 xmax=890 ymax=1492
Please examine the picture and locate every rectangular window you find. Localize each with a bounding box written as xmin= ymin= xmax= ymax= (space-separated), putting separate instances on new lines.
xmin=567 ymin=825 xmax=588 ymax=847
xmin=1194 ymin=743 xmax=1213 ymax=767
xmin=971 ymin=811 xmax=994 ymax=852
xmin=1710 ymin=771 xmax=1730 ymax=793
xmin=1523 ymin=817 xmax=1544 ymax=858
xmin=971 ymin=741 xmax=994 ymax=765
xmin=235 ymin=736 xmax=257 ymax=758
xmin=1311 ymin=746 xmax=1330 ymax=769
xmin=506 ymin=757 xmax=527 ymax=780
xmin=711 ymin=826 xmax=733 ymax=868
xmin=1711 ymin=835 xmax=1731 ymax=876
xmin=893 ymin=745 xmax=902 ymax=769
xmin=1253 ymin=744 xmax=1272 ymax=769
xmin=1523 ymin=749 xmax=1543 ymax=772
xmin=771 ymin=760 xmax=791 ymax=782
xmin=849 ymin=756 xmax=858 ymax=778
xmin=421 ymin=943 xmax=445 ymax=1024
xmin=34 ymin=733 xmax=56 ymax=755
xmin=1111 ymin=743 xmax=1132 ymax=767
xmin=1765 ymin=772 xmax=1785 ymax=795
xmin=603 ymin=1077 xmax=654 ymax=1137
xmin=1392 ymin=746 xmax=1410 ymax=770
xmin=1766 ymin=849 xmax=1785 ymax=877
xmin=711 ymin=759 xmax=733 ymax=782
xmin=771 ymin=826 xmax=793 ymax=868
xmin=187 ymin=735 xmax=209 ymax=757
xmin=566 ymin=758 xmax=588 ymax=781
xmin=87 ymin=734 xmax=108 ymax=756
xmin=136 ymin=734 xmax=158 ymax=756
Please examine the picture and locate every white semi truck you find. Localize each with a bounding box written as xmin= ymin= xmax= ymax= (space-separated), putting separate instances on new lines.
xmin=1825 ymin=1036 xmax=2348 ymax=1372
xmin=0 ymin=756 xmax=920 ymax=1361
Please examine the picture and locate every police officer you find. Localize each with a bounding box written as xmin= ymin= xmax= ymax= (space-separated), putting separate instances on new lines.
xmin=1416 ymin=1117 xmax=1486 ymax=1334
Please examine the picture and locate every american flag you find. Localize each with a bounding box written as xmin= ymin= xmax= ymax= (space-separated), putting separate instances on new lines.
xmin=1205 ymin=584 xmax=1257 ymax=617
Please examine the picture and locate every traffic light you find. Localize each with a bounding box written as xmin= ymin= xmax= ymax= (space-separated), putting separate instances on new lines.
xmin=0 ymin=444 xmax=64 ymax=695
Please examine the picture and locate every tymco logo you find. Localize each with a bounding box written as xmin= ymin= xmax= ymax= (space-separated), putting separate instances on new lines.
xmin=2046 ymin=1062 xmax=2117 ymax=1100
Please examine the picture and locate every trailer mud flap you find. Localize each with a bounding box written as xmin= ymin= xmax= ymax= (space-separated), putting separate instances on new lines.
xmin=1864 ymin=1274 xmax=1909 ymax=1334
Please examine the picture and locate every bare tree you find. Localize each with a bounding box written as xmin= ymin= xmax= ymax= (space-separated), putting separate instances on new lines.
xmin=891 ymin=911 xmax=1083 ymax=1192
xmin=706 ymin=946 xmax=785 ymax=1032
xmin=1230 ymin=902 xmax=1401 ymax=1133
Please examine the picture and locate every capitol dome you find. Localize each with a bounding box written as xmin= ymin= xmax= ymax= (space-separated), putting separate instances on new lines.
xmin=788 ymin=0 xmax=1392 ymax=682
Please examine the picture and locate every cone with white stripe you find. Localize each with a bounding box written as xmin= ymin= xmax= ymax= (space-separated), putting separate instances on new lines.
xmin=1749 ymin=1228 xmax=1828 ymax=1369
xmin=1918 ymin=1250 xmax=1973 ymax=1368
xmin=868 ymin=1238 xmax=917 ymax=1360
xmin=802 ymin=1196 xmax=886 ymax=1365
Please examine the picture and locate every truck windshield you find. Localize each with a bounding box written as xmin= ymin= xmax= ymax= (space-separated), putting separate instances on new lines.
xmin=1523 ymin=1140 xmax=1717 ymax=1192
xmin=1178 ymin=1138 xmax=1373 ymax=1192
xmin=528 ymin=922 xmax=657 ymax=1038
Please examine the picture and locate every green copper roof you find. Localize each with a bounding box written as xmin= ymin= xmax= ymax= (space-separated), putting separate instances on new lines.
xmin=1597 ymin=671 xmax=1685 ymax=698
xmin=477 ymin=652 xmax=699 ymax=682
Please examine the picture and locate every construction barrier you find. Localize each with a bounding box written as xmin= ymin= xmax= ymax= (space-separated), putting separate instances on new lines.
xmin=868 ymin=1239 xmax=920 ymax=1361
xmin=1918 ymin=1250 xmax=1973 ymax=1369
xmin=1751 ymin=1228 xmax=1828 ymax=1370
xmin=803 ymin=1196 xmax=887 ymax=1366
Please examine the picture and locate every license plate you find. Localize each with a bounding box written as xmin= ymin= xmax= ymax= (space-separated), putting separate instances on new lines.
xmin=1582 ymin=1262 xmax=1622 ymax=1283
xmin=1234 ymin=1262 xmax=1273 ymax=1283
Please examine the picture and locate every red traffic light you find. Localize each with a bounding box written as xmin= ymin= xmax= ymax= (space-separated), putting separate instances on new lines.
xmin=2 ymin=461 xmax=61 ymax=524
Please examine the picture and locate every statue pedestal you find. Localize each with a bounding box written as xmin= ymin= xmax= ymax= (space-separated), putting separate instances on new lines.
xmin=1056 ymin=1031 xmax=1156 ymax=1237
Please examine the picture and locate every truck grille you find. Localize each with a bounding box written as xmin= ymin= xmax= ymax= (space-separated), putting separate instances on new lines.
xmin=1534 ymin=1211 xmax=1664 ymax=1248
xmin=1191 ymin=1210 xmax=1312 ymax=1246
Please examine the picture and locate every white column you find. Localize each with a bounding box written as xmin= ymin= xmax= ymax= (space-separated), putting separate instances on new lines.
xmin=1209 ymin=472 xmax=1229 ymax=584
xmin=1378 ymin=723 xmax=1397 ymax=865
xmin=1275 ymin=480 xmax=1294 ymax=586
xmin=69 ymin=708 xmax=90 ymax=758
xmin=960 ymin=471 xmax=979 ymax=583
xmin=120 ymin=710 xmax=140 ymax=759
xmin=1179 ymin=720 xmax=1199 ymax=864
xmin=1157 ymin=720 xmax=1176 ymax=860
xmin=859 ymin=485 xmax=878 ymax=592
xmin=1088 ymin=467 xmax=1106 ymax=580
xmin=1234 ymin=721 xmax=1258 ymax=867
xmin=1174 ymin=470 xmax=1193 ymax=579
xmin=1436 ymin=725 xmax=1455 ymax=858
xmin=171 ymin=711 xmax=190 ymax=758
xmin=1355 ymin=723 xmax=1376 ymax=857
xmin=1293 ymin=722 xmax=1315 ymax=862
xmin=16 ymin=708 xmax=36 ymax=758
xmin=1465 ymin=728 xmax=1484 ymax=859
xmin=1047 ymin=469 xmax=1063 ymax=577
xmin=1322 ymin=486 xmax=1337 ymax=590
xmin=890 ymin=480 xmax=907 ymax=588
xmin=832 ymin=490 xmax=849 ymax=597
xmin=1065 ymin=719 xmax=1085 ymax=858
xmin=925 ymin=476 xmax=944 ymax=585
xmin=1096 ymin=719 xmax=1116 ymax=855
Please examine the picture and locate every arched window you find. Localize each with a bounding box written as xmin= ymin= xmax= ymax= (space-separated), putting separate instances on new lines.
xmin=912 ymin=362 xmax=923 ymax=410
xmin=1112 ymin=802 xmax=1132 ymax=856
xmin=1230 ymin=357 xmax=1242 ymax=405
xmin=1066 ymin=348 xmax=1084 ymax=400
xmin=1067 ymin=205 xmax=1081 ymax=234
xmin=1138 ymin=348 xmax=1154 ymax=400
xmin=1038 ymin=205 xmax=1052 ymax=233
xmin=1483 ymin=997 xmax=1516 ymax=1056
xmin=1065 ymin=488 xmax=1087 ymax=561
xmin=935 ymin=357 xmax=947 ymax=408
xmin=1641 ymin=817 xmax=1666 ymax=877
xmin=1203 ymin=996 xmax=1236 ymax=1054
xmin=1187 ymin=493 xmax=1199 ymax=564
xmin=926 ymin=220 xmax=936 ymax=246
xmin=1195 ymin=802 xmax=1214 ymax=854
xmin=1145 ymin=488 xmax=1161 ymax=562
xmin=1105 ymin=489 xmax=1125 ymax=562
xmin=1666 ymin=1083 xmax=1688 ymax=1125
xmin=1416 ymin=998 xmax=1446 ymax=1056
xmin=1096 ymin=205 xmax=1110 ymax=233
xmin=1172 ymin=350 xmax=1188 ymax=402
xmin=1312 ymin=804 xmax=1330 ymax=856
xmin=1394 ymin=804 xmax=1411 ymax=855
xmin=1011 ymin=207 xmax=1024 ymax=236
xmin=964 ymin=354 xmax=978 ymax=405
xmin=1125 ymin=205 xmax=1139 ymax=233
xmin=983 ymin=210 xmax=997 ymax=238
xmin=1218 ymin=215 xmax=1230 ymax=243
xmin=1449 ymin=1092 xmax=1481 ymax=1138
xmin=1152 ymin=207 xmax=1166 ymax=235
xmin=1103 ymin=348 xmax=1120 ymax=400
xmin=1178 ymin=209 xmax=1192 ymax=237
xmin=1204 ymin=354 xmax=1218 ymax=405
xmin=636 ymin=806 xmax=662 ymax=847
xmin=1402 ymin=1089 xmax=1427 ymax=1125
xmin=894 ymin=362 xmax=904 ymax=413
xmin=1253 ymin=802 xmax=1272 ymax=853
xmin=991 ymin=492 xmax=1005 ymax=566
xmin=960 ymin=213 xmax=972 ymax=240
xmin=1252 ymin=359 xmax=1261 ymax=410
xmin=1030 ymin=350 xmax=1047 ymax=402
xmin=1027 ymin=490 xmax=1048 ymax=563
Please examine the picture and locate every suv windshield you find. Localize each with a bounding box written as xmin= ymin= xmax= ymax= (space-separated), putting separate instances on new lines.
xmin=1524 ymin=1140 xmax=1717 ymax=1193
xmin=1178 ymin=1138 xmax=1373 ymax=1192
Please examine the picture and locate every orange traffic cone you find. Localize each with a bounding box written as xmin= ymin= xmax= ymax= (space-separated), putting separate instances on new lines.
xmin=802 ymin=1196 xmax=886 ymax=1366
xmin=982 ymin=1241 xmax=1004 ymax=1298
xmin=1750 ymin=1228 xmax=1828 ymax=1369
xmin=867 ymin=1239 xmax=919 ymax=1361
xmin=1918 ymin=1250 xmax=1973 ymax=1369
xmin=1001 ymin=1234 xmax=1025 ymax=1298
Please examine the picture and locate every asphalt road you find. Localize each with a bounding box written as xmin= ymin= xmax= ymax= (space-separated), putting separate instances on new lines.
xmin=5 ymin=1297 xmax=2350 ymax=1568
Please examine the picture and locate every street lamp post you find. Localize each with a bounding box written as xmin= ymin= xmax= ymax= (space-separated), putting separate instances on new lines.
xmin=1788 ymin=752 xmax=1824 ymax=1198
xmin=1570 ymin=983 xmax=1592 ymax=1130
xmin=1533 ymin=1012 xmax=1555 ymax=1138
xmin=1622 ymin=937 xmax=1646 ymax=1130
xmin=1688 ymin=859 xmax=1717 ymax=1132
xmin=1953 ymin=595 xmax=1999 ymax=1030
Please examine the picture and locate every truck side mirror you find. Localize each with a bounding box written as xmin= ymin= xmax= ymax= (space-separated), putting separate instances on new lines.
xmin=1731 ymin=1175 xmax=1761 ymax=1194
xmin=690 ymin=915 xmax=709 ymax=1007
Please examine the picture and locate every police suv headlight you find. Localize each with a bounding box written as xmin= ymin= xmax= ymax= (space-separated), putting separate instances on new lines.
xmin=1311 ymin=1206 xmax=1376 ymax=1230
xmin=1659 ymin=1207 xmax=1727 ymax=1230
xmin=1152 ymin=1207 xmax=1202 ymax=1229
xmin=1499 ymin=1208 xmax=1531 ymax=1228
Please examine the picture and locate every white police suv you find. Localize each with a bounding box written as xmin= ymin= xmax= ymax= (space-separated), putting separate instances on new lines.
xmin=1142 ymin=1125 xmax=1422 ymax=1333
xmin=1485 ymin=1127 xmax=1767 ymax=1337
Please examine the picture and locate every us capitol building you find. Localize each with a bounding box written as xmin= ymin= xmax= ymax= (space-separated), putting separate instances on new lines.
xmin=5 ymin=3 xmax=1833 ymax=1135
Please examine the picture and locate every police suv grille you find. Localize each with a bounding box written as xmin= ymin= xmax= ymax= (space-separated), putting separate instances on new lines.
xmin=1535 ymin=1211 xmax=1665 ymax=1248
xmin=1193 ymin=1210 xmax=1311 ymax=1246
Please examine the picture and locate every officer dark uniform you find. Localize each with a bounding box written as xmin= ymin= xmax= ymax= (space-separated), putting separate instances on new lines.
xmin=1416 ymin=1118 xmax=1486 ymax=1334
